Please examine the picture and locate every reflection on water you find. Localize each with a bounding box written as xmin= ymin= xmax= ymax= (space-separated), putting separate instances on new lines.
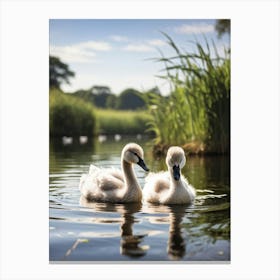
xmin=80 ymin=197 xmax=149 ymax=258
xmin=167 ymin=207 xmax=187 ymax=260
xmin=142 ymin=204 xmax=188 ymax=260
xmin=49 ymin=136 xmax=230 ymax=262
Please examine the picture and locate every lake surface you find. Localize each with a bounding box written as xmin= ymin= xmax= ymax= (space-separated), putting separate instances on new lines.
xmin=49 ymin=136 xmax=230 ymax=262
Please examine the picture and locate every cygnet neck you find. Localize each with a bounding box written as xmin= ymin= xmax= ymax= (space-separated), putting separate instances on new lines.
xmin=168 ymin=167 xmax=183 ymax=190
xmin=121 ymin=159 xmax=142 ymax=202
xmin=122 ymin=159 xmax=143 ymax=197
xmin=122 ymin=160 xmax=137 ymax=184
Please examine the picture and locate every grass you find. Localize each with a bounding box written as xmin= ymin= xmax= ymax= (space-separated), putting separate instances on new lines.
xmin=96 ymin=109 xmax=152 ymax=135
xmin=50 ymin=90 xmax=152 ymax=137
xmin=49 ymin=89 xmax=97 ymax=137
xmin=144 ymin=33 xmax=230 ymax=155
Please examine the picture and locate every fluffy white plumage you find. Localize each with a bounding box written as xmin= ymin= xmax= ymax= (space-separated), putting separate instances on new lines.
xmin=79 ymin=143 xmax=148 ymax=203
xmin=143 ymin=147 xmax=196 ymax=205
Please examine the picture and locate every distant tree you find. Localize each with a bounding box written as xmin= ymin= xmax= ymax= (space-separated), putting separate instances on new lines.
xmin=49 ymin=56 xmax=75 ymax=89
xmin=73 ymin=89 xmax=95 ymax=103
xmin=94 ymin=93 xmax=112 ymax=108
xmin=89 ymin=86 xmax=113 ymax=108
xmin=90 ymin=86 xmax=111 ymax=95
xmin=215 ymin=19 xmax=230 ymax=38
xmin=117 ymin=88 xmax=146 ymax=110
xmin=72 ymin=86 xmax=115 ymax=108
xmin=147 ymin=86 xmax=162 ymax=96
xmin=106 ymin=94 xmax=118 ymax=109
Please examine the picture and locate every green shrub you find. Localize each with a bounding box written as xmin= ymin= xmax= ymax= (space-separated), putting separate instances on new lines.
xmin=96 ymin=109 xmax=152 ymax=135
xmin=49 ymin=89 xmax=97 ymax=137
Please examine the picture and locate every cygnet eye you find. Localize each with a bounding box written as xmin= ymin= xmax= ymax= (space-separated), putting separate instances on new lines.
xmin=130 ymin=151 xmax=138 ymax=158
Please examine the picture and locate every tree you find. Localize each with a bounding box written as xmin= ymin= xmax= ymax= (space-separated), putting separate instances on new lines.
xmin=215 ymin=19 xmax=230 ymax=38
xmin=49 ymin=56 xmax=75 ymax=89
xmin=90 ymin=86 xmax=111 ymax=95
xmin=117 ymin=88 xmax=146 ymax=110
xmin=147 ymin=86 xmax=161 ymax=96
xmin=106 ymin=94 xmax=118 ymax=109
xmin=73 ymin=89 xmax=95 ymax=104
xmin=72 ymin=86 xmax=116 ymax=108
xmin=89 ymin=86 xmax=113 ymax=108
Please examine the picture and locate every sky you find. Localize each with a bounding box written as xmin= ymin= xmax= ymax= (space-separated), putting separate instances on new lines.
xmin=49 ymin=19 xmax=230 ymax=95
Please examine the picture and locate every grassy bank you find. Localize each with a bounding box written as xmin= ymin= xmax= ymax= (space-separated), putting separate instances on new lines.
xmin=50 ymin=90 xmax=152 ymax=137
xmin=96 ymin=109 xmax=152 ymax=135
xmin=50 ymin=89 xmax=97 ymax=137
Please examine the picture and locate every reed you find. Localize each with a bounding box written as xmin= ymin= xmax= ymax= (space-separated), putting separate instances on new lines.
xmin=144 ymin=33 xmax=230 ymax=154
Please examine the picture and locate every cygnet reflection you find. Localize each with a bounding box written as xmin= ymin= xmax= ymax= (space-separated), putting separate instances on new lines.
xmin=80 ymin=196 xmax=149 ymax=258
xmin=142 ymin=203 xmax=188 ymax=260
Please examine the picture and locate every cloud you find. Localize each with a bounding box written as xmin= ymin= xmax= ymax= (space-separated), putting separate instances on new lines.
xmin=175 ymin=23 xmax=215 ymax=34
xmin=50 ymin=41 xmax=112 ymax=63
xmin=122 ymin=44 xmax=154 ymax=52
xmin=147 ymin=39 xmax=166 ymax=46
xmin=122 ymin=39 xmax=166 ymax=52
xmin=76 ymin=41 xmax=112 ymax=51
xmin=110 ymin=35 xmax=129 ymax=42
xmin=50 ymin=45 xmax=96 ymax=63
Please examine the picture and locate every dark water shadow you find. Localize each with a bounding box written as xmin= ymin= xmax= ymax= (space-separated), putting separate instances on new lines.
xmin=79 ymin=196 xmax=148 ymax=258
xmin=142 ymin=204 xmax=190 ymax=260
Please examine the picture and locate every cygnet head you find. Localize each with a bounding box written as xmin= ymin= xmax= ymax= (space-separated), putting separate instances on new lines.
xmin=166 ymin=146 xmax=186 ymax=181
xmin=122 ymin=143 xmax=149 ymax=172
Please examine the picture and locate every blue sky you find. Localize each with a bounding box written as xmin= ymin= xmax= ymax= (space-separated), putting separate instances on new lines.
xmin=50 ymin=19 xmax=230 ymax=95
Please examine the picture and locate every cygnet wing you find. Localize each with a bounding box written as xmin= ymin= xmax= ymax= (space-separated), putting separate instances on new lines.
xmin=144 ymin=171 xmax=170 ymax=193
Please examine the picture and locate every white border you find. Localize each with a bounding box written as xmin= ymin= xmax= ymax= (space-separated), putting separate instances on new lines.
xmin=1 ymin=0 xmax=279 ymax=279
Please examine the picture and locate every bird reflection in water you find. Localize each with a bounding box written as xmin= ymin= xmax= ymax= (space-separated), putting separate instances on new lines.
xmin=142 ymin=204 xmax=188 ymax=260
xmin=167 ymin=206 xmax=187 ymax=260
xmin=79 ymin=196 xmax=149 ymax=258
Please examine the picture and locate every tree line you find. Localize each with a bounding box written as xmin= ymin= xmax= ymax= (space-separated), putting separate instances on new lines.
xmin=72 ymin=86 xmax=161 ymax=110
xmin=49 ymin=55 xmax=161 ymax=110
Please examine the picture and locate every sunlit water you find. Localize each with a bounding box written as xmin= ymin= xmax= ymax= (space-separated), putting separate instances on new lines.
xmin=49 ymin=136 xmax=230 ymax=262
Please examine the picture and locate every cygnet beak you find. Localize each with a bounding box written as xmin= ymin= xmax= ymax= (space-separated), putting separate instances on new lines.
xmin=137 ymin=157 xmax=149 ymax=172
xmin=173 ymin=165 xmax=180 ymax=181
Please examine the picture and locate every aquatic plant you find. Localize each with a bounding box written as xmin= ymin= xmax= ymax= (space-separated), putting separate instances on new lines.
xmin=144 ymin=33 xmax=230 ymax=154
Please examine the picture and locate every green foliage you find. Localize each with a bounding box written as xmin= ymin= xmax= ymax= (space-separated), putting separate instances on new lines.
xmin=144 ymin=34 xmax=230 ymax=154
xmin=49 ymin=89 xmax=97 ymax=137
xmin=91 ymin=86 xmax=112 ymax=95
xmin=96 ymin=109 xmax=152 ymax=135
xmin=93 ymin=92 xmax=112 ymax=108
xmin=50 ymin=89 xmax=151 ymax=137
xmin=72 ymin=87 xmax=113 ymax=108
xmin=105 ymin=94 xmax=118 ymax=109
xmin=49 ymin=56 xmax=75 ymax=89
xmin=73 ymin=86 xmax=151 ymax=110
xmin=72 ymin=89 xmax=94 ymax=103
xmin=215 ymin=19 xmax=230 ymax=38
xmin=116 ymin=88 xmax=146 ymax=110
xmin=90 ymin=86 xmax=113 ymax=108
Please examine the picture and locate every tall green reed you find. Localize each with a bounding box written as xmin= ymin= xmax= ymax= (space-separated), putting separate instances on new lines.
xmin=144 ymin=33 xmax=230 ymax=154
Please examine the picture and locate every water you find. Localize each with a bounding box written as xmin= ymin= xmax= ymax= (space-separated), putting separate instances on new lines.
xmin=49 ymin=136 xmax=230 ymax=262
